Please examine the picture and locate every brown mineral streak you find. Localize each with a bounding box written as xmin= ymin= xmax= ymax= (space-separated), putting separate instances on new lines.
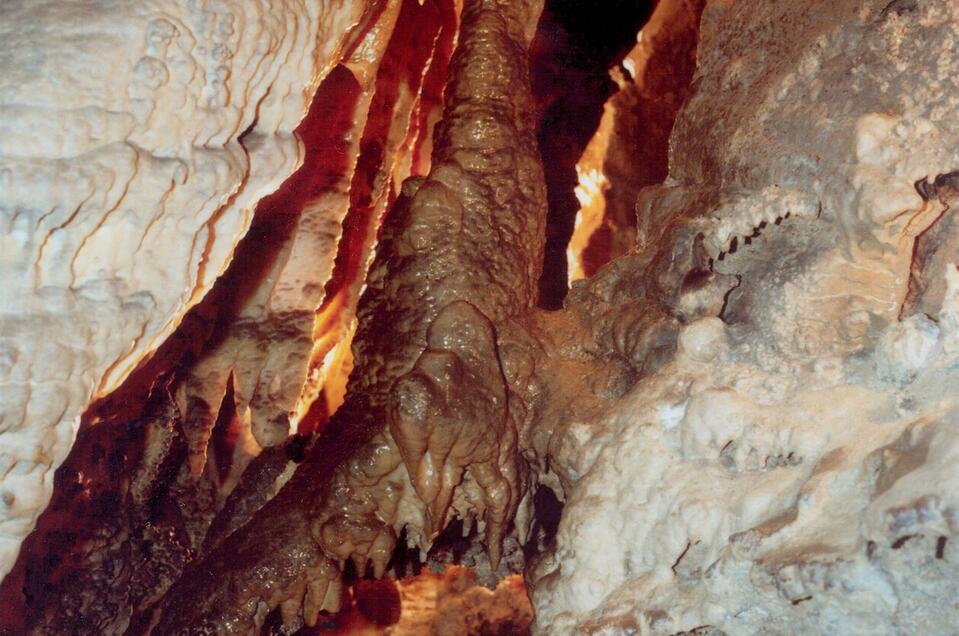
xmin=151 ymin=0 xmax=546 ymax=631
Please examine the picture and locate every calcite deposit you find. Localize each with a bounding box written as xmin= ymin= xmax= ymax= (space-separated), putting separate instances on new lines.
xmin=0 ymin=0 xmax=382 ymax=579
xmin=150 ymin=0 xmax=545 ymax=631
xmin=1 ymin=0 xmax=463 ymax=630
xmin=529 ymin=0 xmax=959 ymax=633
xmin=4 ymin=0 xmax=959 ymax=634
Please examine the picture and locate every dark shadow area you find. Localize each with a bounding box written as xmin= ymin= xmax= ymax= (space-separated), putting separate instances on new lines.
xmin=531 ymin=0 xmax=655 ymax=309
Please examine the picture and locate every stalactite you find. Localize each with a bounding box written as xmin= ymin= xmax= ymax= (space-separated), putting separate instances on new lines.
xmin=151 ymin=1 xmax=546 ymax=631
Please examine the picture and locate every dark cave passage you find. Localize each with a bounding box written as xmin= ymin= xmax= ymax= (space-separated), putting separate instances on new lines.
xmin=531 ymin=0 xmax=654 ymax=309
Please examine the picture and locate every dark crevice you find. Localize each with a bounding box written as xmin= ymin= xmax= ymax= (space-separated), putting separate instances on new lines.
xmin=523 ymin=484 xmax=564 ymax=562
xmin=671 ymin=541 xmax=692 ymax=574
xmin=0 ymin=32 xmax=372 ymax=633
xmin=388 ymin=526 xmax=425 ymax=580
xmin=531 ymin=0 xmax=655 ymax=309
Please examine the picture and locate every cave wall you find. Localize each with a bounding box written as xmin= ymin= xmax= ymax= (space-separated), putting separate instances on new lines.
xmin=530 ymin=0 xmax=959 ymax=632
xmin=1 ymin=0 xmax=463 ymax=630
xmin=568 ymin=0 xmax=705 ymax=280
xmin=0 ymin=0 xmax=392 ymax=579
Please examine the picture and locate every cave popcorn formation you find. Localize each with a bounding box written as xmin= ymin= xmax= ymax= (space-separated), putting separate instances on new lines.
xmin=3 ymin=0 xmax=959 ymax=634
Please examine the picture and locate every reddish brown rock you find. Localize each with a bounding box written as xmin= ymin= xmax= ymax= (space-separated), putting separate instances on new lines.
xmin=568 ymin=0 xmax=706 ymax=280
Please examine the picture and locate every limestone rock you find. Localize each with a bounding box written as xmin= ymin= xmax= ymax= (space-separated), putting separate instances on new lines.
xmin=148 ymin=1 xmax=547 ymax=629
xmin=531 ymin=1 xmax=959 ymax=633
xmin=6 ymin=0 xmax=959 ymax=633
xmin=0 ymin=0 xmax=375 ymax=578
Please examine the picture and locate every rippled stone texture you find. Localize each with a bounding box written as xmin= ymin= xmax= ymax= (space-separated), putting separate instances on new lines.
xmin=0 ymin=0 xmax=379 ymax=579
xmin=530 ymin=1 xmax=959 ymax=633
xmin=8 ymin=0 xmax=959 ymax=634
xmin=0 ymin=0 xmax=465 ymax=631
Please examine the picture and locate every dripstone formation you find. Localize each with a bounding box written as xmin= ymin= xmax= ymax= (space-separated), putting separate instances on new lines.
xmin=3 ymin=0 xmax=959 ymax=634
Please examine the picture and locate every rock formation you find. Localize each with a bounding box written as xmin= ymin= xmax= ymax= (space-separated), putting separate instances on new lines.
xmin=1 ymin=0 xmax=461 ymax=630
xmin=529 ymin=0 xmax=959 ymax=632
xmin=0 ymin=0 xmax=381 ymax=579
xmin=567 ymin=0 xmax=705 ymax=280
xmin=150 ymin=0 xmax=546 ymax=629
xmin=3 ymin=0 xmax=959 ymax=634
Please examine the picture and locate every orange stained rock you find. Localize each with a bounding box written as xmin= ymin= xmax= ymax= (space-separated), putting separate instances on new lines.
xmin=294 ymin=0 xmax=462 ymax=437
xmin=0 ymin=1 xmax=459 ymax=631
xmin=568 ymin=0 xmax=706 ymax=280
xmin=151 ymin=0 xmax=546 ymax=631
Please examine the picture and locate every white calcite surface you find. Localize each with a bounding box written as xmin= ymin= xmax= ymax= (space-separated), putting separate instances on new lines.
xmin=531 ymin=0 xmax=959 ymax=633
xmin=0 ymin=0 xmax=371 ymax=578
